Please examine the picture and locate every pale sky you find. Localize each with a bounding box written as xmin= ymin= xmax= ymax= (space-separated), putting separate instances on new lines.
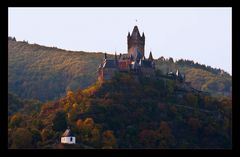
xmin=8 ymin=7 xmax=232 ymax=75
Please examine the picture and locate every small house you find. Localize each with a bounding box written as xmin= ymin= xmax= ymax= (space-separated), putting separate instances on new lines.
xmin=61 ymin=128 xmax=76 ymax=144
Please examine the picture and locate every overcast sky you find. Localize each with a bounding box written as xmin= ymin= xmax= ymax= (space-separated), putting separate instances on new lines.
xmin=8 ymin=7 xmax=232 ymax=75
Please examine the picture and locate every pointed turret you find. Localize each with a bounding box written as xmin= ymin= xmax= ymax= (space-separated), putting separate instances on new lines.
xmin=128 ymin=32 xmax=131 ymax=39
xmin=131 ymin=25 xmax=141 ymax=38
xmin=104 ymin=53 xmax=107 ymax=60
xmin=115 ymin=52 xmax=118 ymax=64
xmin=142 ymin=32 xmax=145 ymax=38
xmin=148 ymin=51 xmax=153 ymax=61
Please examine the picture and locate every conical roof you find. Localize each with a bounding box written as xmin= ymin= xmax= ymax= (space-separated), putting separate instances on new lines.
xmin=131 ymin=25 xmax=141 ymax=38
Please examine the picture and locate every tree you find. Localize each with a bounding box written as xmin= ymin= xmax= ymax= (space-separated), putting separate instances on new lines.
xmin=32 ymin=119 xmax=44 ymax=130
xmin=185 ymin=93 xmax=198 ymax=108
xmin=83 ymin=118 xmax=94 ymax=129
xmin=41 ymin=128 xmax=53 ymax=142
xmin=158 ymin=56 xmax=165 ymax=61
xmin=53 ymin=111 xmax=67 ymax=132
xmin=76 ymin=119 xmax=84 ymax=129
xmin=165 ymin=80 xmax=175 ymax=96
xmin=158 ymin=121 xmax=175 ymax=148
xmin=169 ymin=57 xmax=174 ymax=63
xmin=188 ymin=117 xmax=201 ymax=131
xmin=11 ymin=128 xmax=32 ymax=148
xmin=31 ymin=129 xmax=42 ymax=147
xmin=66 ymin=90 xmax=75 ymax=104
xmin=76 ymin=118 xmax=101 ymax=147
xmin=102 ymin=130 xmax=117 ymax=148
xmin=9 ymin=113 xmax=23 ymax=128
xmin=75 ymin=89 xmax=84 ymax=103
xmin=139 ymin=129 xmax=159 ymax=148
xmin=90 ymin=127 xmax=101 ymax=146
xmin=67 ymin=109 xmax=78 ymax=122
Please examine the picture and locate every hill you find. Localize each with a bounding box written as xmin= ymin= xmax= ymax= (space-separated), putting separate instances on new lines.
xmin=8 ymin=38 xmax=108 ymax=101
xmin=8 ymin=37 xmax=231 ymax=102
xmin=155 ymin=57 xmax=232 ymax=96
xmin=8 ymin=73 xmax=232 ymax=149
xmin=8 ymin=92 xmax=42 ymax=116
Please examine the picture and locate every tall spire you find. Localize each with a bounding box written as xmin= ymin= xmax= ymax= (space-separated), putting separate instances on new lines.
xmin=148 ymin=51 xmax=153 ymax=61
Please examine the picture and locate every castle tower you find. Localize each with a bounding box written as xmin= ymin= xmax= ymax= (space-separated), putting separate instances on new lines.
xmin=127 ymin=26 xmax=145 ymax=60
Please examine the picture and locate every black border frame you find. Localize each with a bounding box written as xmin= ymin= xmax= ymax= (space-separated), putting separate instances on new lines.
xmin=2 ymin=0 xmax=238 ymax=156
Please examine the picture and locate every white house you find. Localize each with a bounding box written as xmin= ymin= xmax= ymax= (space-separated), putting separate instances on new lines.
xmin=61 ymin=128 xmax=76 ymax=144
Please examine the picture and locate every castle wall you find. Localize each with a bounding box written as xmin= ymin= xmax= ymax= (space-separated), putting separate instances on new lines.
xmin=103 ymin=68 xmax=117 ymax=80
xmin=141 ymin=68 xmax=155 ymax=77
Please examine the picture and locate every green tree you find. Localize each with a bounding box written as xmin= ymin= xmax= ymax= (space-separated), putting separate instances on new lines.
xmin=186 ymin=93 xmax=198 ymax=105
xmin=165 ymin=80 xmax=175 ymax=96
xmin=31 ymin=129 xmax=42 ymax=147
xmin=32 ymin=119 xmax=44 ymax=130
xmin=53 ymin=111 xmax=67 ymax=132
xmin=41 ymin=128 xmax=53 ymax=142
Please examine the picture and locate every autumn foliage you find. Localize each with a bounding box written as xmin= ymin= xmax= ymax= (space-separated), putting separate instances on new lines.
xmin=8 ymin=73 xmax=232 ymax=149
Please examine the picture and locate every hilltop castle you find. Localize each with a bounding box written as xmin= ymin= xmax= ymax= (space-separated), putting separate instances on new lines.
xmin=98 ymin=26 xmax=155 ymax=81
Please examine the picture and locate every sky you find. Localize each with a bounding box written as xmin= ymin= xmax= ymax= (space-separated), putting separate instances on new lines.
xmin=8 ymin=7 xmax=232 ymax=75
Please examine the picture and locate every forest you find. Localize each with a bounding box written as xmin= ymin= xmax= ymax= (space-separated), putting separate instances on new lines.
xmin=8 ymin=72 xmax=232 ymax=149
xmin=8 ymin=37 xmax=232 ymax=148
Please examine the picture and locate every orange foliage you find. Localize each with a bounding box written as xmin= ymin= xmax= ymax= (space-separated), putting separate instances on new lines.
xmin=102 ymin=130 xmax=117 ymax=148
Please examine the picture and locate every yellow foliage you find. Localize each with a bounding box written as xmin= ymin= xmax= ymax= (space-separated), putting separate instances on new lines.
xmin=84 ymin=118 xmax=94 ymax=129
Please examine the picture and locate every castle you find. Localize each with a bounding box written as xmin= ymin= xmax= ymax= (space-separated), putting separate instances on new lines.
xmin=98 ymin=25 xmax=155 ymax=81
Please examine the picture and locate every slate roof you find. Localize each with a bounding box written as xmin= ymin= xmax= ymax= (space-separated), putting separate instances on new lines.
xmin=131 ymin=26 xmax=141 ymax=37
xmin=103 ymin=59 xmax=118 ymax=68
xmin=62 ymin=129 xmax=74 ymax=137
xmin=140 ymin=60 xmax=153 ymax=68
